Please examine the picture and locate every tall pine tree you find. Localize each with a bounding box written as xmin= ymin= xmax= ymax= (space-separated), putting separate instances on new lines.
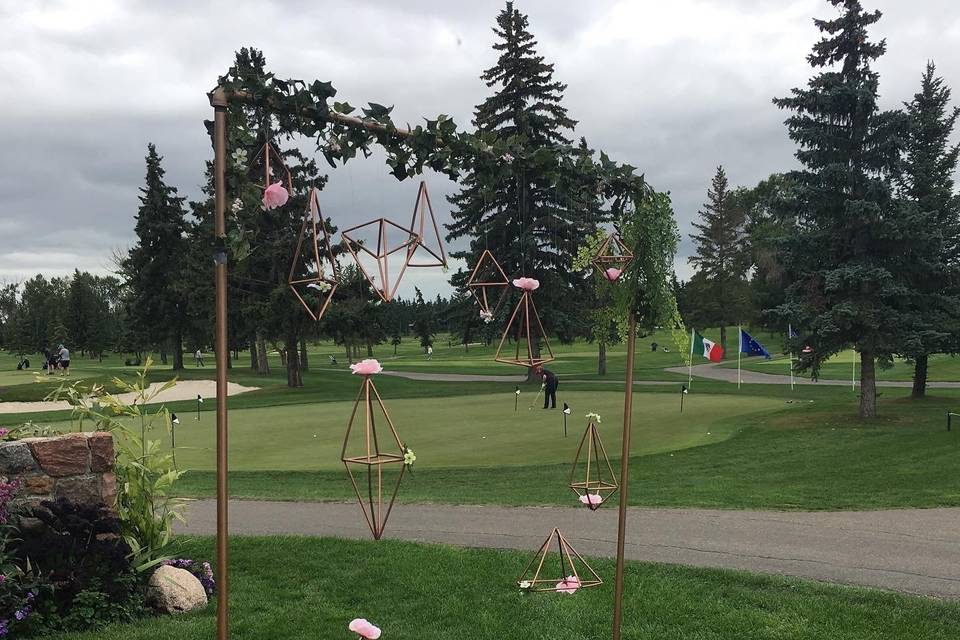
xmin=898 ymin=62 xmax=960 ymax=397
xmin=124 ymin=144 xmax=189 ymax=369
xmin=446 ymin=2 xmax=597 ymax=375
xmin=773 ymin=0 xmax=912 ymax=417
xmin=687 ymin=165 xmax=750 ymax=350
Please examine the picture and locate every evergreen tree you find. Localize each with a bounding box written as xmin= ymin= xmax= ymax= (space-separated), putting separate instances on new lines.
xmin=446 ymin=2 xmax=597 ymax=376
xmin=412 ymin=287 xmax=435 ymax=350
xmin=687 ymin=165 xmax=751 ymax=350
xmin=772 ymin=0 xmax=912 ymax=417
xmin=124 ymin=144 xmax=189 ymax=369
xmin=898 ymin=62 xmax=960 ymax=397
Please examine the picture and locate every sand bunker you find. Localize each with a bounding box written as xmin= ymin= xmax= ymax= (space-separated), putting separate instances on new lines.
xmin=0 ymin=380 xmax=258 ymax=415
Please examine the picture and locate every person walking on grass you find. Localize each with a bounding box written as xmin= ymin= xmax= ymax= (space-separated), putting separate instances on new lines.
xmin=195 ymin=348 xmax=204 ymax=367
xmin=57 ymin=344 xmax=70 ymax=376
xmin=537 ymin=365 xmax=559 ymax=409
xmin=426 ymin=345 xmax=433 ymax=360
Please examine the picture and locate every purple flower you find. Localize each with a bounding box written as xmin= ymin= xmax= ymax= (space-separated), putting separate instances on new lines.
xmin=0 ymin=619 xmax=8 ymax=636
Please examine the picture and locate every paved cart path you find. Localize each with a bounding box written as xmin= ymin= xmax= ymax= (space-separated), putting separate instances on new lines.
xmin=667 ymin=362 xmax=960 ymax=388
xmin=179 ymin=500 xmax=960 ymax=599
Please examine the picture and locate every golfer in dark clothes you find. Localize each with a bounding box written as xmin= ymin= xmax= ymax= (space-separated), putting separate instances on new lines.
xmin=538 ymin=366 xmax=559 ymax=409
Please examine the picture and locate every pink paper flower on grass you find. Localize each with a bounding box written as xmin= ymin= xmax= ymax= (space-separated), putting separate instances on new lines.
xmin=512 ymin=277 xmax=540 ymax=292
xmin=350 ymin=359 xmax=383 ymax=376
xmin=555 ymin=575 xmax=581 ymax=594
xmin=603 ymin=268 xmax=623 ymax=282
xmin=579 ymin=493 xmax=603 ymax=506
xmin=0 ymin=428 xmax=9 ymax=439
xmin=349 ymin=618 xmax=382 ymax=639
xmin=262 ymin=182 xmax=289 ymax=210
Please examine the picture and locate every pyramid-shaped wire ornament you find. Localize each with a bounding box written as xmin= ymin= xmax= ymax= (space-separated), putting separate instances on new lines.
xmin=341 ymin=375 xmax=407 ymax=540
xmin=341 ymin=218 xmax=419 ymax=303
xmin=405 ymin=181 xmax=447 ymax=268
xmin=288 ymin=187 xmax=339 ymax=321
xmin=467 ymin=250 xmax=510 ymax=316
xmin=517 ymin=528 xmax=603 ymax=593
xmin=250 ymin=140 xmax=293 ymax=192
xmin=592 ymin=232 xmax=634 ymax=282
xmin=568 ymin=420 xmax=618 ymax=511
xmin=495 ymin=290 xmax=555 ymax=368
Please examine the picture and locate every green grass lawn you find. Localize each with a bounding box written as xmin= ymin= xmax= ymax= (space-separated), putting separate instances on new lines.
xmin=48 ymin=536 xmax=960 ymax=640
xmin=723 ymin=350 xmax=960 ymax=382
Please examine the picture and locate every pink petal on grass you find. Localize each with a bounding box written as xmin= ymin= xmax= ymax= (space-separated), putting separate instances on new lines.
xmin=512 ymin=277 xmax=540 ymax=291
xmin=349 ymin=619 xmax=382 ymax=640
xmin=579 ymin=493 xmax=603 ymax=506
xmin=555 ymin=575 xmax=581 ymax=594
xmin=350 ymin=359 xmax=383 ymax=376
xmin=262 ymin=182 xmax=289 ymax=210
xmin=603 ymin=268 xmax=622 ymax=282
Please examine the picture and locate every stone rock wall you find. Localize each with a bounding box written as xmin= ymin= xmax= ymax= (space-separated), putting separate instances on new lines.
xmin=0 ymin=432 xmax=116 ymax=509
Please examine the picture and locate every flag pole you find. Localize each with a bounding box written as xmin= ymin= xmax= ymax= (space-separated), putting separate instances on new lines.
xmin=788 ymin=324 xmax=795 ymax=391
xmin=852 ymin=347 xmax=856 ymax=391
xmin=737 ymin=324 xmax=742 ymax=389
xmin=687 ymin=328 xmax=694 ymax=389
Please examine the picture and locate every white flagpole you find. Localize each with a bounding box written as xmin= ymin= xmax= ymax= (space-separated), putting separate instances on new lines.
xmin=737 ymin=324 xmax=742 ymax=389
xmin=688 ymin=328 xmax=694 ymax=389
xmin=789 ymin=324 xmax=795 ymax=391
xmin=852 ymin=347 xmax=856 ymax=391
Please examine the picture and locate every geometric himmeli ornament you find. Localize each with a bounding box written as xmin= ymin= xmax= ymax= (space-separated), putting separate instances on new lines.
xmin=288 ymin=187 xmax=339 ymax=321
xmin=494 ymin=284 xmax=555 ymax=368
xmin=568 ymin=420 xmax=618 ymax=511
xmin=341 ymin=373 xmax=407 ymax=540
xmin=405 ymin=181 xmax=447 ymax=268
xmin=591 ymin=232 xmax=633 ymax=282
xmin=466 ymin=249 xmax=510 ymax=316
xmin=516 ymin=528 xmax=603 ymax=593
xmin=250 ymin=140 xmax=293 ymax=193
xmin=341 ymin=218 xmax=420 ymax=303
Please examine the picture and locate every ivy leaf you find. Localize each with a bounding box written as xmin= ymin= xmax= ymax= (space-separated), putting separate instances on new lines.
xmin=333 ymin=101 xmax=355 ymax=115
xmin=362 ymin=103 xmax=394 ymax=119
xmin=310 ymin=80 xmax=337 ymax=100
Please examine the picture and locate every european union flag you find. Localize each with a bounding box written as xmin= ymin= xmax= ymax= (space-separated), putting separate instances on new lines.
xmin=739 ymin=329 xmax=772 ymax=359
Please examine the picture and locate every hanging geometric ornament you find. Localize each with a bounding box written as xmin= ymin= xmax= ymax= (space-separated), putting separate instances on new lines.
xmin=342 ymin=359 xmax=408 ymax=540
xmin=405 ymin=181 xmax=447 ymax=268
xmin=467 ymin=249 xmax=510 ymax=320
xmin=494 ymin=278 xmax=555 ymax=368
xmin=516 ymin=528 xmax=603 ymax=593
xmin=288 ymin=187 xmax=339 ymax=321
xmin=341 ymin=218 xmax=420 ymax=303
xmin=568 ymin=418 xmax=618 ymax=510
xmin=591 ymin=232 xmax=634 ymax=282
xmin=250 ymin=141 xmax=293 ymax=210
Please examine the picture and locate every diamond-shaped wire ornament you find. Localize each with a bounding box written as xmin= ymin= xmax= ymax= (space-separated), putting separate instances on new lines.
xmin=568 ymin=420 xmax=618 ymax=511
xmin=591 ymin=232 xmax=634 ymax=282
xmin=405 ymin=181 xmax=448 ymax=268
xmin=495 ymin=290 xmax=555 ymax=368
xmin=341 ymin=218 xmax=420 ymax=303
xmin=467 ymin=250 xmax=510 ymax=316
xmin=288 ymin=187 xmax=339 ymax=321
xmin=341 ymin=375 xmax=407 ymax=540
xmin=250 ymin=140 xmax=293 ymax=192
xmin=516 ymin=528 xmax=603 ymax=593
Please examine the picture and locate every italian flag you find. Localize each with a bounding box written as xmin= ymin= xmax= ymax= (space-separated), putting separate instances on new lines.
xmin=692 ymin=331 xmax=724 ymax=362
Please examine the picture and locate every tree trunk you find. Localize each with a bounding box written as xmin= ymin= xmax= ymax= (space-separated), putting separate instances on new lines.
xmin=300 ymin=337 xmax=309 ymax=372
xmin=366 ymin=341 xmax=373 ymax=357
xmin=250 ymin=335 xmax=259 ymax=371
xmin=598 ymin=341 xmax=607 ymax=376
xmin=160 ymin=350 xmax=168 ymax=365
xmin=285 ymin=334 xmax=302 ymax=388
xmin=911 ymin=354 xmax=928 ymax=399
xmin=345 ymin=343 xmax=352 ymax=364
xmin=859 ymin=349 xmax=877 ymax=418
xmin=172 ymin=331 xmax=184 ymax=371
xmin=279 ymin=348 xmax=287 ymax=367
xmin=719 ymin=325 xmax=727 ymax=356
xmin=525 ymin=335 xmax=542 ymax=383
xmin=227 ymin=350 xmax=232 ymax=369
xmin=394 ymin=343 xmax=398 ymax=355
xmin=256 ymin=334 xmax=270 ymax=375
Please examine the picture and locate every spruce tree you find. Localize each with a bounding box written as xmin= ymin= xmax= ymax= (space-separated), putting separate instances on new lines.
xmin=446 ymin=2 xmax=595 ymax=374
xmin=772 ymin=0 xmax=912 ymax=417
xmin=124 ymin=144 xmax=189 ymax=369
xmin=898 ymin=62 xmax=960 ymax=397
xmin=688 ymin=165 xmax=750 ymax=350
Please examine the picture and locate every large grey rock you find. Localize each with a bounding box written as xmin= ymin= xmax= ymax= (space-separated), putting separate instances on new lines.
xmin=0 ymin=442 xmax=37 ymax=474
xmin=147 ymin=565 xmax=208 ymax=614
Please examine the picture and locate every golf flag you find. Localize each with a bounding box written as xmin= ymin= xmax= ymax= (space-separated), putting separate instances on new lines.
xmin=739 ymin=329 xmax=772 ymax=359
xmin=788 ymin=324 xmax=799 ymax=340
xmin=692 ymin=331 xmax=724 ymax=362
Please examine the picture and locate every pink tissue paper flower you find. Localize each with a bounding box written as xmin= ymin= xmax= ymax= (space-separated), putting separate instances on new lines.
xmin=603 ymin=268 xmax=622 ymax=282
xmin=262 ymin=182 xmax=289 ymax=210
xmin=350 ymin=359 xmax=383 ymax=376
xmin=349 ymin=618 xmax=382 ymax=639
xmin=512 ymin=277 xmax=540 ymax=291
xmin=579 ymin=493 xmax=603 ymax=506
xmin=555 ymin=575 xmax=581 ymax=594
xmin=0 ymin=428 xmax=9 ymax=438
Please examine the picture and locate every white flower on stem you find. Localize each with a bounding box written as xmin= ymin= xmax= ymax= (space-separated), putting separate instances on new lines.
xmin=231 ymin=198 xmax=243 ymax=214
xmin=403 ymin=447 xmax=417 ymax=466
xmin=585 ymin=412 xmax=602 ymax=424
xmin=518 ymin=580 xmax=532 ymax=590
xmin=231 ymin=148 xmax=248 ymax=166
xmin=307 ymin=281 xmax=332 ymax=293
xmin=501 ymin=152 xmax=514 ymax=162
xmin=480 ymin=309 xmax=494 ymax=323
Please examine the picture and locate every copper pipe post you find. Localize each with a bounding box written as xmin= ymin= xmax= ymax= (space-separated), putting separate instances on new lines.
xmin=209 ymin=86 xmax=230 ymax=640
xmin=611 ymin=311 xmax=636 ymax=640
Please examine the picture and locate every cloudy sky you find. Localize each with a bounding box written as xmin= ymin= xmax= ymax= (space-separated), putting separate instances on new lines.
xmin=2 ymin=0 xmax=959 ymax=298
